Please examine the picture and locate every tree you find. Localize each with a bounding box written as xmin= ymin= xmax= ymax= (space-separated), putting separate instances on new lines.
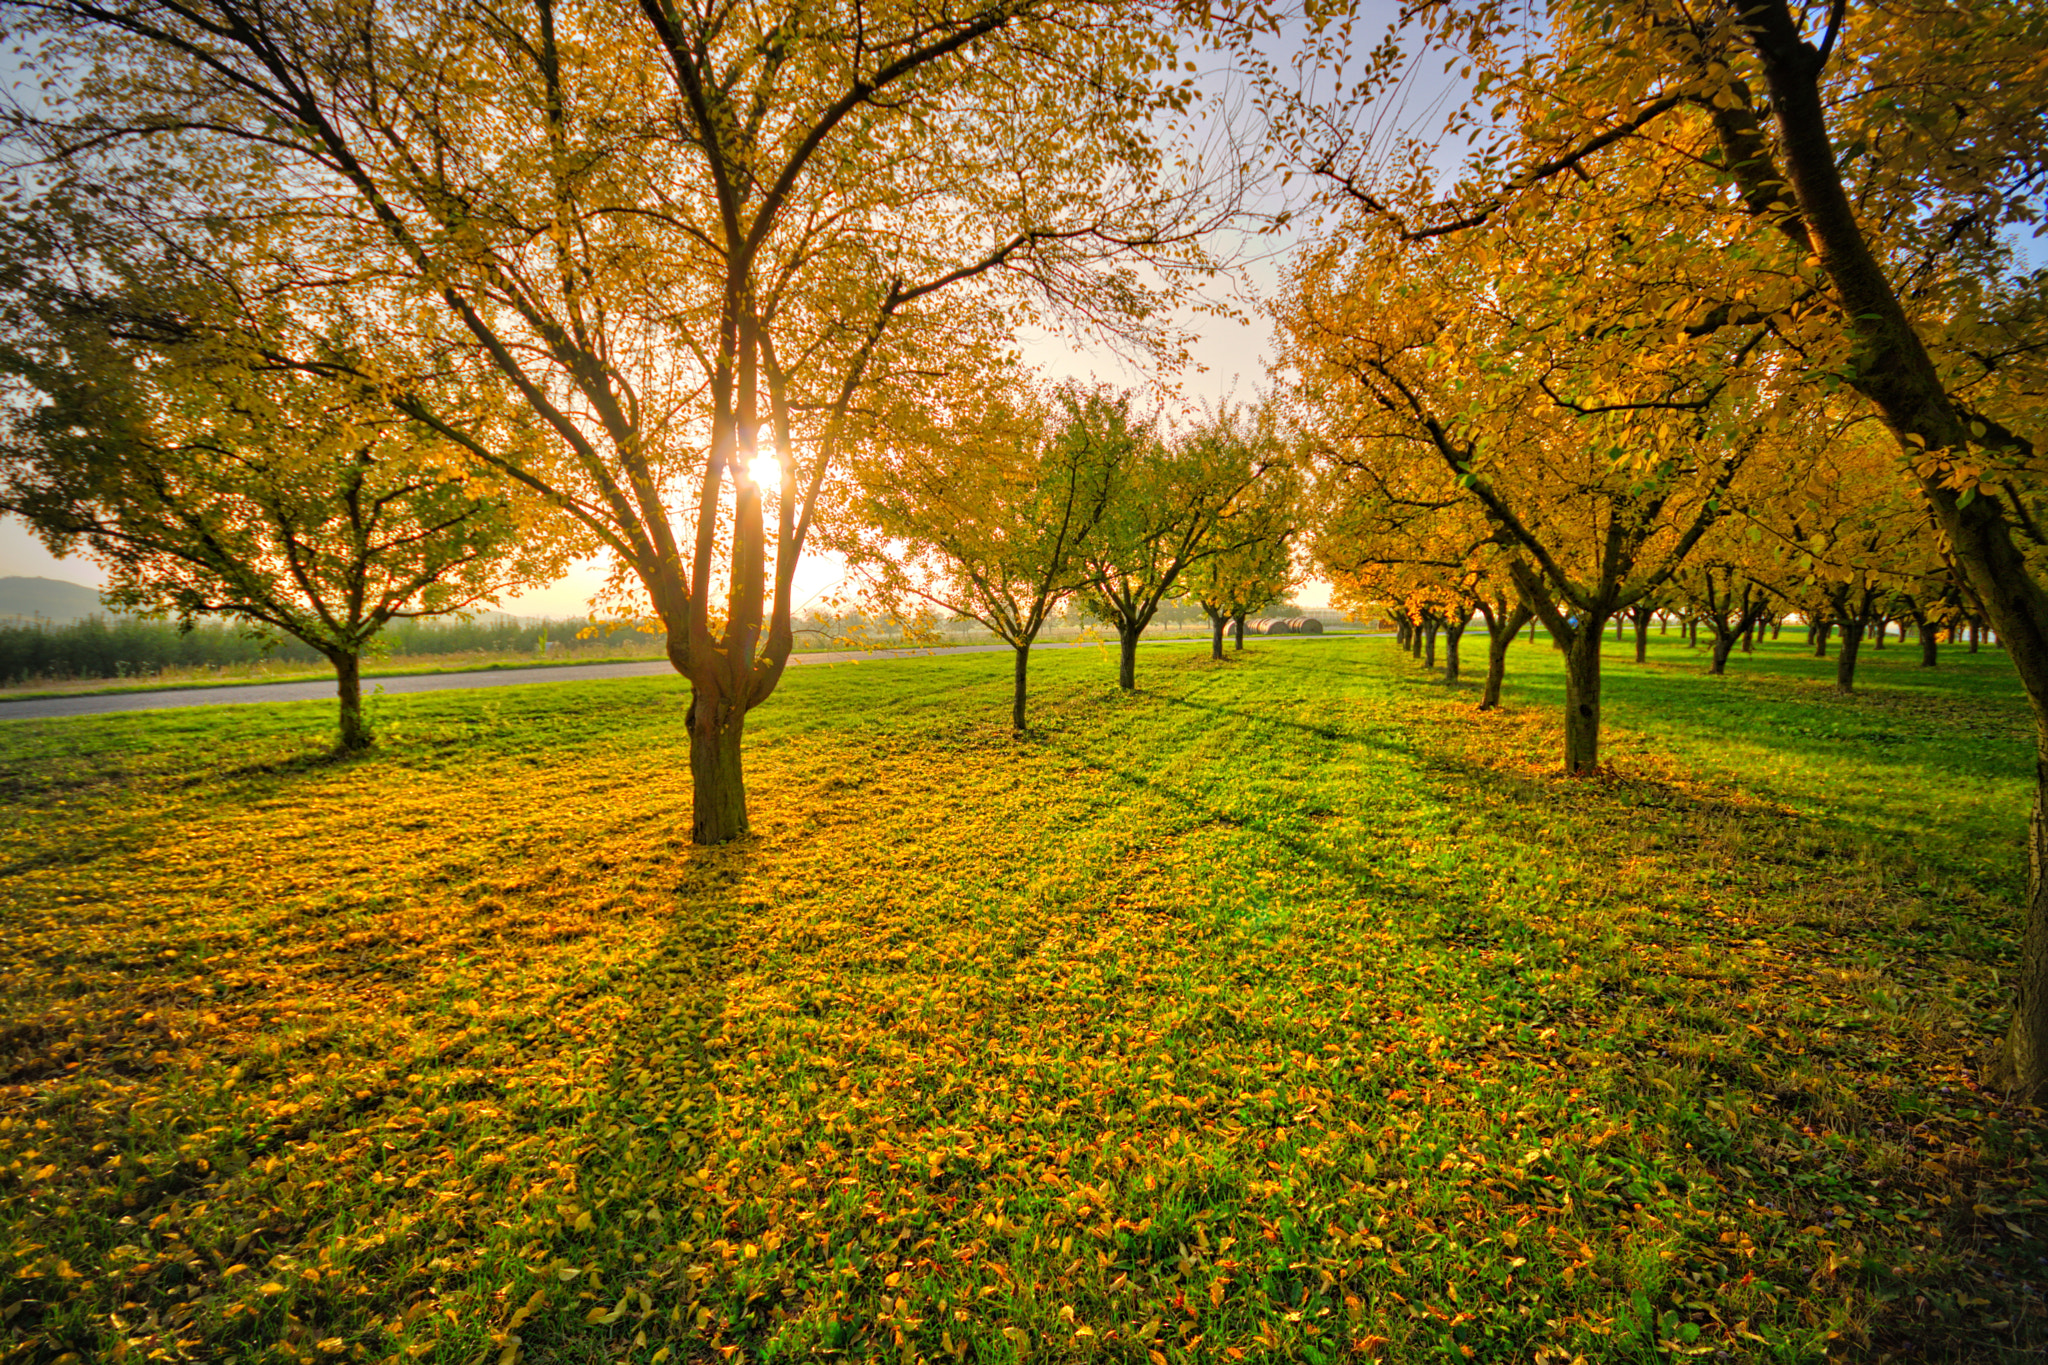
xmin=11 ymin=0 xmax=1227 ymax=842
xmin=1078 ymin=398 xmax=1271 ymax=690
xmin=0 ymin=225 xmax=564 ymax=750
xmin=839 ymin=384 xmax=1115 ymax=733
xmin=1276 ymin=0 xmax=2048 ymax=1091
xmin=1679 ymin=557 xmax=1773 ymax=677
xmin=1176 ymin=414 xmax=1302 ymax=660
xmin=1280 ymin=191 xmax=1791 ymax=770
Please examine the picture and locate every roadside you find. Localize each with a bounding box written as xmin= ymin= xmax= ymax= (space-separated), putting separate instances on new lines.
xmin=0 ymin=633 xmax=1368 ymax=721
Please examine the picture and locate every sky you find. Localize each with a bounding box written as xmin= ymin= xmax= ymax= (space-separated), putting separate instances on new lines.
xmin=0 ymin=11 xmax=1375 ymax=619
xmin=10 ymin=3 xmax=2038 ymax=620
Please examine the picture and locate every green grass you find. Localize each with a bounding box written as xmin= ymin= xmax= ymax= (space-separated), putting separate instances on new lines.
xmin=0 ymin=634 xmax=2041 ymax=1365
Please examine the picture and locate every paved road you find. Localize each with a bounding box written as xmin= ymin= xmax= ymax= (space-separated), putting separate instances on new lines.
xmin=1 ymin=636 xmax=1361 ymax=722
xmin=0 ymin=644 xmax=1021 ymax=721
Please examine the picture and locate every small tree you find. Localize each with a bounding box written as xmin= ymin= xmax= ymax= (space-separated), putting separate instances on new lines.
xmin=0 ymin=238 xmax=566 ymax=750
xmin=1079 ymin=399 xmax=1273 ymax=689
xmin=1177 ymin=420 xmax=1301 ymax=660
xmin=840 ymin=386 xmax=1116 ymax=732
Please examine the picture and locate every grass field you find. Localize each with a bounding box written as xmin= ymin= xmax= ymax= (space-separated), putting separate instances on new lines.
xmin=0 ymin=621 xmax=1308 ymax=701
xmin=1 ymin=631 xmax=2042 ymax=1364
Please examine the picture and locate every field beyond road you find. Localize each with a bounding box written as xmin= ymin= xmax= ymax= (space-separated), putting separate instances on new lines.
xmin=1 ymin=634 xmax=2043 ymax=1363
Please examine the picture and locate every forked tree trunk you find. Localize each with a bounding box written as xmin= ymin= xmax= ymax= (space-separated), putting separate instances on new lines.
xmin=1443 ymin=618 xmax=1466 ymax=683
xmin=1708 ymin=623 xmax=1738 ymax=675
xmin=689 ymin=691 xmax=748 ymax=844
xmin=1659 ymin=612 xmax=1669 ymax=634
xmin=1118 ymin=626 xmax=1139 ymax=690
xmin=1687 ymin=617 xmax=1699 ymax=648
xmin=1813 ymin=622 xmax=1831 ymax=657
xmin=1527 ymin=615 xmax=1538 ymax=644
xmin=1740 ymin=617 xmax=1756 ymax=652
xmin=332 ymin=650 xmax=371 ymax=752
xmin=1563 ymin=625 xmax=1605 ymax=772
xmin=1481 ymin=605 xmax=1533 ymax=711
xmin=1012 ymin=645 xmax=1031 ymax=732
xmin=1835 ymin=614 xmax=1866 ymax=694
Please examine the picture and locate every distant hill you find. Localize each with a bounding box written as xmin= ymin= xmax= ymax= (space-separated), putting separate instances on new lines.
xmin=0 ymin=577 xmax=110 ymax=623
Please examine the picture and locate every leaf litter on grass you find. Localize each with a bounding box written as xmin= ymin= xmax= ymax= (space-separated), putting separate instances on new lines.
xmin=0 ymin=642 xmax=2041 ymax=1364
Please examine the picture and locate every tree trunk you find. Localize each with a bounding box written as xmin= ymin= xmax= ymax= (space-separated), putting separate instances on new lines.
xmin=1423 ymin=617 xmax=1439 ymax=669
xmin=1012 ymin=645 xmax=1031 ymax=732
xmin=689 ymin=692 xmax=749 ymax=845
xmin=1118 ymin=625 xmax=1139 ymax=690
xmin=1771 ymin=616 xmax=1782 ymax=640
xmin=1971 ymin=623 xmax=1982 ymax=654
xmin=1919 ymin=620 xmax=1938 ymax=668
xmin=1633 ymin=610 xmax=1649 ymax=663
xmin=1232 ymin=613 xmax=1246 ymax=650
xmin=1615 ymin=615 xmax=1625 ymax=643
xmin=1813 ymin=621 xmax=1831 ymax=657
xmin=1740 ymin=617 xmax=1756 ymax=653
xmin=1872 ymin=618 xmax=1887 ymax=649
xmin=1527 ymin=615 xmax=1538 ymax=644
xmin=1481 ymin=605 xmax=1533 ymax=711
xmin=333 ymin=650 xmax=371 ymax=752
xmin=1443 ymin=619 xmax=1465 ymax=683
xmin=1209 ymin=613 xmax=1225 ymax=662
xmin=1835 ymin=615 xmax=1865 ymax=694
xmin=1989 ymin=756 xmax=2048 ymax=1099
xmin=1563 ymin=626 xmax=1604 ymax=772
xmin=1708 ymin=626 xmax=1737 ymax=675
xmin=1659 ymin=612 xmax=1669 ymax=634
xmin=1396 ymin=618 xmax=1411 ymax=649
xmin=1687 ymin=617 xmax=1699 ymax=648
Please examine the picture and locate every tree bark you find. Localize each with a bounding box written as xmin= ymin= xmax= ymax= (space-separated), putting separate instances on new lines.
xmin=689 ymin=691 xmax=749 ymax=844
xmin=332 ymin=650 xmax=371 ymax=752
xmin=1423 ymin=616 xmax=1439 ymax=669
xmin=1835 ymin=614 xmax=1865 ymax=694
xmin=1813 ymin=621 xmax=1831 ymax=657
xmin=1443 ymin=617 xmax=1465 ymax=683
xmin=1872 ymin=618 xmax=1887 ymax=650
xmin=1208 ymin=612 xmax=1225 ymax=661
xmin=1480 ymin=604 xmax=1533 ymax=710
xmin=1708 ymin=624 xmax=1737 ymax=675
xmin=1012 ymin=645 xmax=1031 ymax=732
xmin=1118 ymin=625 xmax=1139 ymax=689
xmin=1232 ymin=613 xmax=1246 ymax=650
xmin=1971 ymin=622 xmax=1982 ymax=654
xmin=1919 ymin=619 xmax=1939 ymax=668
xmin=1632 ymin=607 xmax=1650 ymax=663
xmin=1563 ymin=625 xmax=1604 ymax=772
xmin=1396 ymin=618 xmax=1411 ymax=650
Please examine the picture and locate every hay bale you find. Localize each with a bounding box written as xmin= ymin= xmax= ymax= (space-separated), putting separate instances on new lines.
xmin=1292 ymin=617 xmax=1324 ymax=635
